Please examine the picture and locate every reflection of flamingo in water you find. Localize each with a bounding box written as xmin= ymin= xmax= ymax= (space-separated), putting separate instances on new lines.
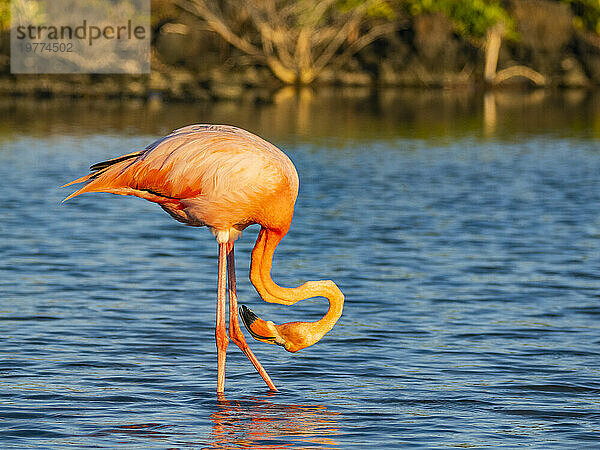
xmin=210 ymin=395 xmax=340 ymax=448
xmin=62 ymin=124 xmax=344 ymax=393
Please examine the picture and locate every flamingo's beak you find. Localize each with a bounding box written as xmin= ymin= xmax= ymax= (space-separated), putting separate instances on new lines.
xmin=240 ymin=305 xmax=313 ymax=353
xmin=240 ymin=305 xmax=279 ymax=345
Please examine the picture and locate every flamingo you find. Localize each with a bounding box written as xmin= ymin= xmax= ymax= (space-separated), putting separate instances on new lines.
xmin=62 ymin=124 xmax=344 ymax=393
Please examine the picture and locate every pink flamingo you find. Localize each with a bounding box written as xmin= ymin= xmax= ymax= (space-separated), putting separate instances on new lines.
xmin=63 ymin=124 xmax=344 ymax=393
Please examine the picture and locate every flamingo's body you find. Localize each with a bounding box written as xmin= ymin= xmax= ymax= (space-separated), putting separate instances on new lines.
xmin=63 ymin=124 xmax=344 ymax=393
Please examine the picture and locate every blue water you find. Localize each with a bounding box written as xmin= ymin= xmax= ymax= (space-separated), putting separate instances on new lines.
xmin=1 ymin=95 xmax=600 ymax=448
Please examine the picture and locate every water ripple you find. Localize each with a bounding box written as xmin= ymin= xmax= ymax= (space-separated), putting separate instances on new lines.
xmin=1 ymin=123 xmax=600 ymax=448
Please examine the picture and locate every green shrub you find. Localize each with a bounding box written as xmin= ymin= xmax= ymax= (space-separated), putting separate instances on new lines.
xmin=337 ymin=0 xmax=397 ymax=19
xmin=0 ymin=0 xmax=9 ymax=32
xmin=404 ymin=0 xmax=515 ymax=40
xmin=565 ymin=0 xmax=600 ymax=34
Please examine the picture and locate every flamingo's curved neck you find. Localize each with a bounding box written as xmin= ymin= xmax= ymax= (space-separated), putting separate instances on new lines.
xmin=250 ymin=228 xmax=344 ymax=340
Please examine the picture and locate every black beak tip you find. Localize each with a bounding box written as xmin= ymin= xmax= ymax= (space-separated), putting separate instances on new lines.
xmin=240 ymin=305 xmax=258 ymax=325
xmin=239 ymin=305 xmax=275 ymax=341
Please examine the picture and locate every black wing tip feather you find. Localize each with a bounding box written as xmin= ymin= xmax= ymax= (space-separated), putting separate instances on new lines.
xmin=89 ymin=151 xmax=144 ymax=172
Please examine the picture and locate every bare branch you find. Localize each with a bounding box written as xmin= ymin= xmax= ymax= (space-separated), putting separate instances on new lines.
xmin=494 ymin=66 xmax=546 ymax=86
xmin=244 ymin=2 xmax=295 ymax=68
xmin=303 ymin=0 xmax=337 ymax=27
xmin=312 ymin=16 xmax=362 ymax=73
xmin=331 ymin=22 xmax=397 ymax=70
xmin=178 ymin=0 xmax=264 ymax=60
xmin=177 ymin=0 xmax=394 ymax=85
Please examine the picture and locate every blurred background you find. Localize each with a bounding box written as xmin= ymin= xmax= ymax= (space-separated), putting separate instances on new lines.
xmin=2 ymin=0 xmax=600 ymax=98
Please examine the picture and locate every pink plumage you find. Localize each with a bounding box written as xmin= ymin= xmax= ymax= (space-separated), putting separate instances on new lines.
xmin=63 ymin=124 xmax=343 ymax=394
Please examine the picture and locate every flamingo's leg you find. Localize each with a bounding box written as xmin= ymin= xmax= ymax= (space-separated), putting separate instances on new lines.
xmin=226 ymin=241 xmax=277 ymax=391
xmin=216 ymin=243 xmax=229 ymax=394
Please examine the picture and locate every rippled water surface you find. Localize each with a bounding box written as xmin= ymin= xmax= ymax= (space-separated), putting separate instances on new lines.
xmin=1 ymin=92 xmax=600 ymax=448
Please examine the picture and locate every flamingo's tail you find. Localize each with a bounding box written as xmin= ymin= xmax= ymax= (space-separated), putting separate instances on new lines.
xmin=61 ymin=151 xmax=144 ymax=202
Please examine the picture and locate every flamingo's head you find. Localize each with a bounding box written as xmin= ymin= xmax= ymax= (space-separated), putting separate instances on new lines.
xmin=240 ymin=305 xmax=321 ymax=353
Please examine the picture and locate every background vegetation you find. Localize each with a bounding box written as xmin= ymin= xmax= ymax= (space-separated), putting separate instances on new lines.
xmin=2 ymin=0 xmax=600 ymax=99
